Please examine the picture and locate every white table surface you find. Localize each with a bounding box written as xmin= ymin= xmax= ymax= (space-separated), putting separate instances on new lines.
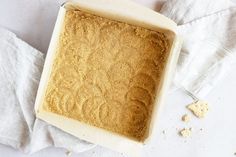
xmin=0 ymin=0 xmax=236 ymax=157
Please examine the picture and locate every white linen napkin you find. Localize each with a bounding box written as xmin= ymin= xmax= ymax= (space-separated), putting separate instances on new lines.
xmin=160 ymin=0 xmax=236 ymax=99
xmin=0 ymin=27 xmax=94 ymax=154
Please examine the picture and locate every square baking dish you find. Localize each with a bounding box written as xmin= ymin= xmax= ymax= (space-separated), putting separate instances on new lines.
xmin=35 ymin=0 xmax=182 ymax=156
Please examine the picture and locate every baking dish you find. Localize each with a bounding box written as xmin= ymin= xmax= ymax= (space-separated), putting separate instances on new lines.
xmin=34 ymin=0 xmax=182 ymax=156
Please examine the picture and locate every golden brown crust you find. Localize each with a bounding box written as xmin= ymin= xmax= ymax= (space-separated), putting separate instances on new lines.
xmin=42 ymin=10 xmax=170 ymax=141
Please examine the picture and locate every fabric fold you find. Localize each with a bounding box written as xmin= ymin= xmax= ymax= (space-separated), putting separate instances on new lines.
xmin=160 ymin=0 xmax=236 ymax=25
xmin=160 ymin=1 xmax=236 ymax=98
xmin=0 ymin=27 xmax=94 ymax=154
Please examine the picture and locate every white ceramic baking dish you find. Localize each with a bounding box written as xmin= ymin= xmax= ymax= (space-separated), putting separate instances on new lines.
xmin=34 ymin=0 xmax=182 ymax=156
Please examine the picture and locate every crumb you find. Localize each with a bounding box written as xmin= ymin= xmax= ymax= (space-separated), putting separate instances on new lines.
xmin=65 ymin=150 xmax=72 ymax=156
xmin=187 ymin=100 xmax=209 ymax=118
xmin=234 ymin=152 xmax=236 ymax=155
xmin=162 ymin=130 xmax=166 ymax=134
xmin=182 ymin=114 xmax=190 ymax=122
xmin=200 ymin=128 xmax=203 ymax=131
xmin=179 ymin=128 xmax=192 ymax=138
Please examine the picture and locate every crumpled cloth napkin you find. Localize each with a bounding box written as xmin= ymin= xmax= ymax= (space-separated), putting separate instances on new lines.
xmin=1 ymin=0 xmax=236 ymax=155
xmin=0 ymin=27 xmax=94 ymax=154
xmin=160 ymin=0 xmax=236 ymax=98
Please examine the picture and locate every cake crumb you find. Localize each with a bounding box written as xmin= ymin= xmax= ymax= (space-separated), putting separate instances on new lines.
xmin=187 ymin=100 xmax=209 ymax=118
xmin=179 ymin=128 xmax=192 ymax=138
xmin=162 ymin=130 xmax=166 ymax=134
xmin=65 ymin=150 xmax=72 ymax=156
xmin=182 ymin=114 xmax=190 ymax=122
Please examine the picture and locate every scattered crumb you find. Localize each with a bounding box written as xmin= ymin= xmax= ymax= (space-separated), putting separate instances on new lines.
xmin=182 ymin=114 xmax=190 ymax=122
xmin=162 ymin=130 xmax=166 ymax=134
xmin=179 ymin=128 xmax=192 ymax=138
xmin=200 ymin=128 xmax=203 ymax=131
xmin=65 ymin=150 xmax=72 ymax=156
xmin=234 ymin=152 xmax=236 ymax=156
xmin=187 ymin=100 xmax=209 ymax=118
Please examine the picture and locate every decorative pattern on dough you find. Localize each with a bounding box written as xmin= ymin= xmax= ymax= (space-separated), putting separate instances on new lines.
xmin=42 ymin=10 xmax=170 ymax=141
